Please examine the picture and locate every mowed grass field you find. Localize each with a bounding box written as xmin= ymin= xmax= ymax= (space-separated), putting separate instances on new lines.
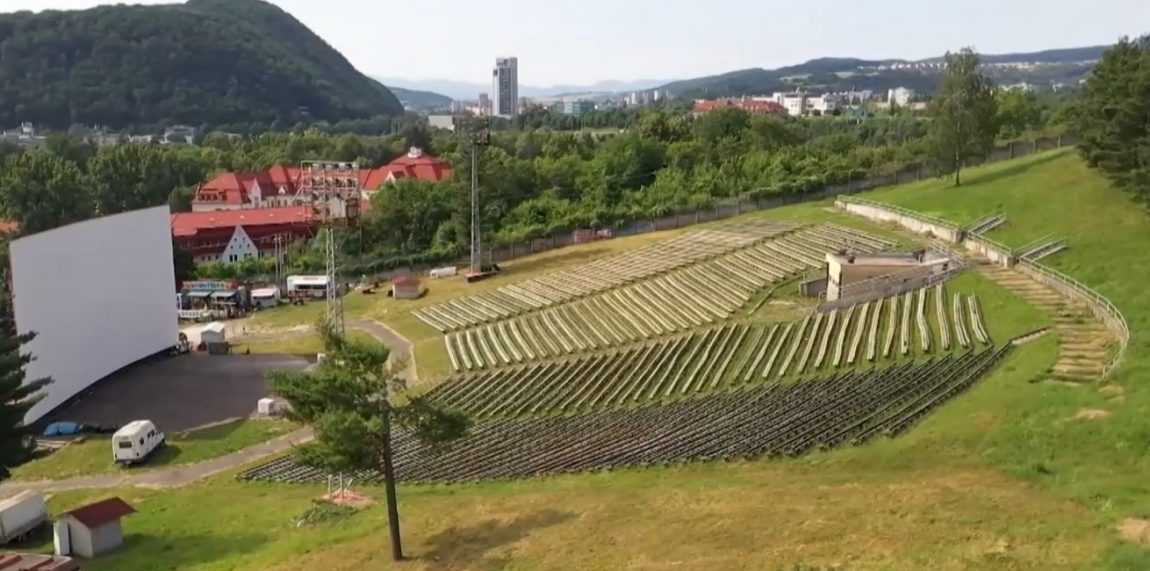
xmin=12 ymin=419 xmax=297 ymax=481
xmin=32 ymin=150 xmax=1150 ymax=569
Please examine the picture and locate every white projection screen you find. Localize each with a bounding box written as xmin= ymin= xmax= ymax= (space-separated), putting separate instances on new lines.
xmin=10 ymin=206 xmax=178 ymax=423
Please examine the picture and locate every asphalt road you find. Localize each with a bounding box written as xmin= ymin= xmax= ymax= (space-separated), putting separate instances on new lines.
xmin=40 ymin=353 xmax=310 ymax=432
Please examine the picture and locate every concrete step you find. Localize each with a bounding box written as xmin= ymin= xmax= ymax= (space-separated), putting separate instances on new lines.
xmin=1050 ymin=373 xmax=1098 ymax=384
xmin=1054 ymin=364 xmax=1105 ymax=376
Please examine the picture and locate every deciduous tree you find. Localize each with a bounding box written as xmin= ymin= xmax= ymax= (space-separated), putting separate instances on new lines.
xmin=0 ymin=151 xmax=93 ymax=234
xmin=929 ymin=48 xmax=999 ymax=186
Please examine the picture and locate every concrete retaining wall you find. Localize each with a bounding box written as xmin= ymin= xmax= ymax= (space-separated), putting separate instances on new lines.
xmin=963 ymin=236 xmax=1014 ymax=268
xmin=836 ymin=200 xmax=964 ymax=243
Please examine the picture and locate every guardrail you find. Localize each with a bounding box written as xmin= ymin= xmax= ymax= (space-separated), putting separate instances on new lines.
xmin=1015 ymin=259 xmax=1130 ymax=378
xmin=835 ymin=196 xmax=1129 ymax=379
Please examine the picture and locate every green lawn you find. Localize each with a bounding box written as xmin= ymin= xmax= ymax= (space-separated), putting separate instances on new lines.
xmin=29 ymin=150 xmax=1150 ymax=569
xmin=11 ymin=419 xmax=297 ymax=481
xmin=232 ymin=329 xmax=380 ymax=356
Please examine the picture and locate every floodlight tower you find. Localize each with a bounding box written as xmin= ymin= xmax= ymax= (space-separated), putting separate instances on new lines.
xmin=325 ymin=225 xmax=343 ymax=336
xmin=299 ymin=160 xmax=360 ymax=335
xmin=468 ymin=122 xmax=491 ymax=277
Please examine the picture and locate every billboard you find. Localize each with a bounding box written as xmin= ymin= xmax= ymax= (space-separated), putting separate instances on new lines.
xmin=10 ymin=206 xmax=178 ymax=422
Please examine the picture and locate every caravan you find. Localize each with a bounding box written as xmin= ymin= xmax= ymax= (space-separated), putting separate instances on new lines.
xmin=112 ymin=420 xmax=165 ymax=465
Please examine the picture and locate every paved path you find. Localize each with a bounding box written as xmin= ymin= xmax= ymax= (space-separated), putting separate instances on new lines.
xmin=0 ymin=428 xmax=313 ymax=494
xmin=348 ymin=318 xmax=419 ymax=382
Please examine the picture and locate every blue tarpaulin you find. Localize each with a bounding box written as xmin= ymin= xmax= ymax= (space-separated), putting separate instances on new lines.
xmin=43 ymin=422 xmax=82 ymax=437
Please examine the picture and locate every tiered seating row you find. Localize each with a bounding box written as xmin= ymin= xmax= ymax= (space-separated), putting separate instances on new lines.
xmin=431 ymin=287 xmax=992 ymax=419
xmin=239 ymin=347 xmax=1008 ymax=485
xmin=415 ymin=222 xmax=897 ymax=333
xmin=444 ymin=225 xmax=896 ymax=370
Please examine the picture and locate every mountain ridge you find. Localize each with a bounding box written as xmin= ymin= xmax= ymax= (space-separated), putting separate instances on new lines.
xmin=375 ymin=77 xmax=670 ymax=101
xmin=0 ymin=0 xmax=403 ymax=129
xmin=657 ymin=44 xmax=1110 ymax=98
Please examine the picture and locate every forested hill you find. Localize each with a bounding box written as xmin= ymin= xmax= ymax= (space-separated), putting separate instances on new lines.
xmin=659 ymin=45 xmax=1109 ymax=98
xmin=0 ymin=0 xmax=404 ymax=130
xmin=387 ymin=86 xmax=454 ymax=111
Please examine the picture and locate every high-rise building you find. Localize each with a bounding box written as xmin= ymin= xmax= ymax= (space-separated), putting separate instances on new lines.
xmin=492 ymin=57 xmax=519 ymax=119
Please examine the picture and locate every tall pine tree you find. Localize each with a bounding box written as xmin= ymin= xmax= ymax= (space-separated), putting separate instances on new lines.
xmin=270 ymin=322 xmax=468 ymax=561
xmin=0 ymin=242 xmax=52 ymax=478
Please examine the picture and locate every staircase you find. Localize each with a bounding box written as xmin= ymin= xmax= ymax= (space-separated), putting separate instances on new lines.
xmin=1018 ymin=239 xmax=1068 ymax=262
xmin=967 ymin=214 xmax=1007 ymax=236
xmin=978 ymin=264 xmax=1114 ymax=382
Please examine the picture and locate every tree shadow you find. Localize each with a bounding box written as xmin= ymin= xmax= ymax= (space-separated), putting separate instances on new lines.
xmin=419 ymin=509 xmax=576 ymax=570
xmin=71 ymin=531 xmax=270 ymax=570
xmin=961 ymin=150 xmax=1066 ymax=188
xmin=504 ymin=247 xmax=612 ymax=274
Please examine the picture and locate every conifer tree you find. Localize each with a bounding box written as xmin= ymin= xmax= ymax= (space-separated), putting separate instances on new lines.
xmin=270 ymin=323 xmax=469 ymax=561
xmin=0 ymin=244 xmax=52 ymax=478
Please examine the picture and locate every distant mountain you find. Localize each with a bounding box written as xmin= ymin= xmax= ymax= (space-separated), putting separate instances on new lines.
xmin=376 ymin=77 xmax=669 ymax=101
xmin=658 ymin=45 xmax=1110 ymax=99
xmin=386 ymin=85 xmax=454 ymax=111
xmin=0 ymin=0 xmax=403 ymax=130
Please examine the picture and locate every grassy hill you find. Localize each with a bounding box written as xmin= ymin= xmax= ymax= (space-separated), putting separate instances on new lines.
xmin=0 ymin=0 xmax=403 ymax=129
xmin=383 ymin=84 xmax=454 ymax=111
xmin=22 ymin=149 xmax=1150 ymax=570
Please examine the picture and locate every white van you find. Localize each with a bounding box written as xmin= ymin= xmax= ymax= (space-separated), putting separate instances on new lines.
xmin=112 ymin=420 xmax=165 ymax=465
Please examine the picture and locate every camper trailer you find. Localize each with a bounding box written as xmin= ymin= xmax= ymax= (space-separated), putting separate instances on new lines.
xmin=112 ymin=420 xmax=165 ymax=465
xmin=286 ymin=275 xmax=330 ymax=300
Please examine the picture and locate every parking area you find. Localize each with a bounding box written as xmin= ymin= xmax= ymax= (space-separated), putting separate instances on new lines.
xmin=40 ymin=353 xmax=310 ymax=432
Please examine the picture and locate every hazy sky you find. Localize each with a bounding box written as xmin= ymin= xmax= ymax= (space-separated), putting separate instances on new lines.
xmin=5 ymin=0 xmax=1148 ymax=85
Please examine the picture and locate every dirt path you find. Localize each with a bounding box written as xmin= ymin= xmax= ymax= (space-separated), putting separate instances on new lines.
xmin=0 ymin=428 xmax=313 ymax=494
xmin=348 ymin=319 xmax=418 ymax=382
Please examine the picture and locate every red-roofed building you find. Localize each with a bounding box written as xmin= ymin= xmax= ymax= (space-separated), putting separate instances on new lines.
xmin=0 ymin=553 xmax=78 ymax=570
xmin=171 ymin=206 xmax=318 ymax=264
xmin=692 ymin=98 xmax=786 ymax=116
xmin=192 ymin=148 xmax=453 ymax=216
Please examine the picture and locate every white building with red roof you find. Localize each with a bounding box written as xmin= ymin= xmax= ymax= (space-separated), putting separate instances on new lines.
xmin=171 ymin=206 xmax=317 ymax=264
xmin=192 ymin=148 xmax=453 ymax=215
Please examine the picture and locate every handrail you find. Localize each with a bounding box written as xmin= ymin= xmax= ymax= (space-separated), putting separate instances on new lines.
xmin=837 ymin=197 xmax=1129 ymax=379
xmin=837 ymin=196 xmax=963 ymax=231
xmin=964 ymin=232 xmax=1016 ymax=257
xmin=1015 ymin=259 xmax=1130 ymax=378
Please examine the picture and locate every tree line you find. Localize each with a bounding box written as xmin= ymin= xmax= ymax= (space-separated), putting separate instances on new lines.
xmin=1074 ymin=36 xmax=1150 ymax=204
xmin=1 ymin=47 xmax=1072 ymax=281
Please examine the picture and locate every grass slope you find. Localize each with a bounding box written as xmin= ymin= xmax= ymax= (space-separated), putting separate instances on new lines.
xmin=66 ymin=151 xmax=1150 ymax=569
xmin=867 ymin=149 xmax=1150 ymax=566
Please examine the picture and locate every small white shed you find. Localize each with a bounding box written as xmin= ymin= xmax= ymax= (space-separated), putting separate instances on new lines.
xmin=200 ymin=322 xmax=227 ymax=345
xmin=56 ymin=497 xmax=135 ymax=558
